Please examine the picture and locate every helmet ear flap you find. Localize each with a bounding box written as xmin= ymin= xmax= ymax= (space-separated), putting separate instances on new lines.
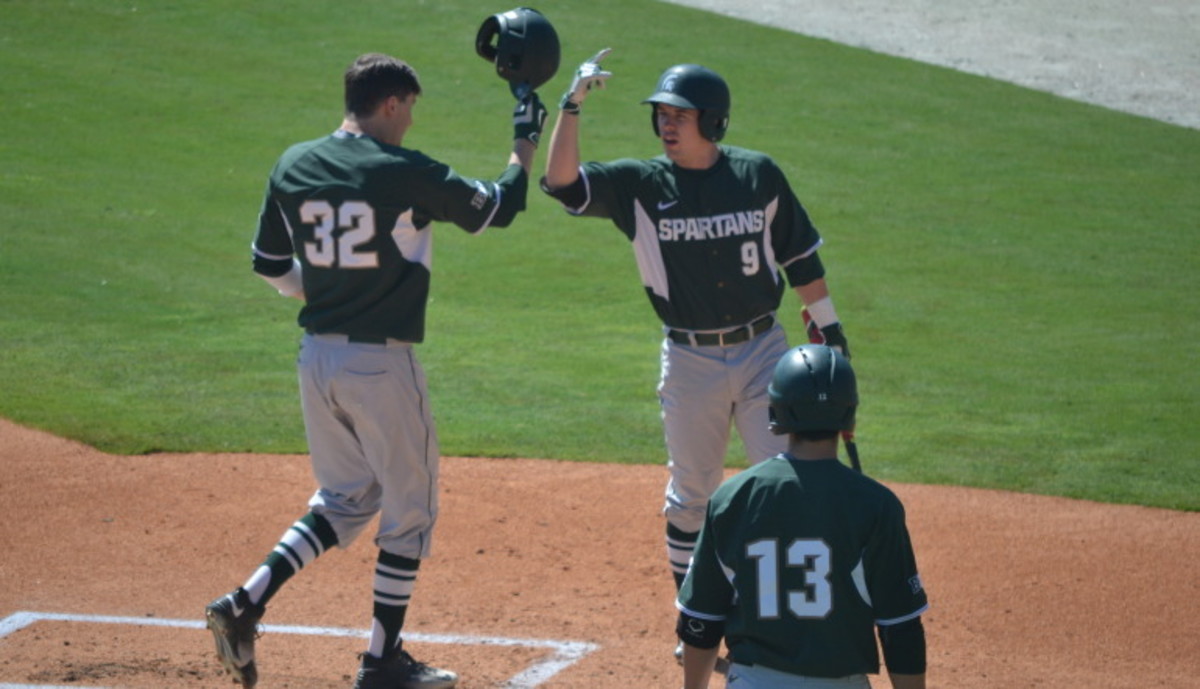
xmin=650 ymin=105 xmax=661 ymax=137
xmin=699 ymin=110 xmax=730 ymax=142
xmin=709 ymin=112 xmax=730 ymax=142
xmin=768 ymin=405 xmax=790 ymax=435
xmin=474 ymin=15 xmax=501 ymax=62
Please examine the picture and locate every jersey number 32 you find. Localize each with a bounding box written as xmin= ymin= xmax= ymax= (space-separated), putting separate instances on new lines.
xmin=301 ymin=200 xmax=379 ymax=269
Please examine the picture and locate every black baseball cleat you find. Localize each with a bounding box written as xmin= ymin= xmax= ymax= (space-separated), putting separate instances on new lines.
xmin=204 ymin=588 xmax=265 ymax=688
xmin=354 ymin=648 xmax=459 ymax=689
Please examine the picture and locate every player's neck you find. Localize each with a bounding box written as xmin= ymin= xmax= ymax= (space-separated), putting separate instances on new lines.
xmin=339 ymin=116 xmax=404 ymax=147
xmin=787 ymin=438 xmax=840 ymax=460
xmin=669 ymin=143 xmax=721 ymax=170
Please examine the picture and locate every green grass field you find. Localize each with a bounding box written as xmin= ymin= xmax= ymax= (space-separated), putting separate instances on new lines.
xmin=2 ymin=0 xmax=1197 ymax=510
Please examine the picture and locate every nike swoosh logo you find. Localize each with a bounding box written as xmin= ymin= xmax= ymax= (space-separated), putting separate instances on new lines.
xmin=657 ymin=200 xmax=679 ymax=210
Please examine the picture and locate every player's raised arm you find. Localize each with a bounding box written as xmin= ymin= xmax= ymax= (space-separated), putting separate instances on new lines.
xmin=509 ymin=91 xmax=546 ymax=175
xmin=543 ymin=48 xmax=612 ymax=190
xmin=473 ymin=90 xmax=547 ymax=231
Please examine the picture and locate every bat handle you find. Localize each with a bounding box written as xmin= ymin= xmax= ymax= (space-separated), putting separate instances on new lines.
xmin=842 ymin=431 xmax=862 ymax=473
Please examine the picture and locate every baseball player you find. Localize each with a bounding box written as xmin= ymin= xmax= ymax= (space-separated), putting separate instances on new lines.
xmin=540 ymin=50 xmax=851 ymax=661
xmin=203 ymin=53 xmax=546 ymax=689
xmin=677 ymin=345 xmax=929 ymax=689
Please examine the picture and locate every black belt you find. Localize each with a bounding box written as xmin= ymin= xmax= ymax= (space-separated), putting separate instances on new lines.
xmin=667 ymin=315 xmax=775 ymax=347
xmin=308 ymin=332 xmax=394 ymax=345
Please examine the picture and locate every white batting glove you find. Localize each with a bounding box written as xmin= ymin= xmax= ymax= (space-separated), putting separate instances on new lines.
xmin=560 ymin=48 xmax=613 ymax=114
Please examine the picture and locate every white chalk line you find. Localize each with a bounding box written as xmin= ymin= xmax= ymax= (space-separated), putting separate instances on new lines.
xmin=0 ymin=610 xmax=599 ymax=689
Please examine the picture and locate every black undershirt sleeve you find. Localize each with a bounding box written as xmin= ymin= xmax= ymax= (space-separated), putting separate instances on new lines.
xmin=539 ymin=174 xmax=587 ymax=209
xmin=878 ymin=617 xmax=927 ymax=675
xmin=252 ymin=253 xmax=292 ymax=278
xmin=784 ymin=251 xmax=826 ymax=287
xmin=676 ymin=612 xmax=725 ymax=650
xmin=488 ymin=163 xmax=529 ymax=228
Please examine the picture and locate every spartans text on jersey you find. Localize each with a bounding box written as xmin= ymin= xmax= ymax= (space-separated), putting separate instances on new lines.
xmin=657 ymin=210 xmax=766 ymax=242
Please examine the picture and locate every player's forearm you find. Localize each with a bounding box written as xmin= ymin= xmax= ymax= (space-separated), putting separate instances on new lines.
xmin=256 ymin=257 xmax=305 ymax=299
xmin=543 ymin=111 xmax=581 ymax=189
xmin=510 ymin=138 xmax=537 ymax=176
xmin=880 ymin=618 xmax=926 ymax=689
xmin=680 ymin=643 xmax=719 ymax=689
xmin=794 ymin=278 xmax=830 ymax=308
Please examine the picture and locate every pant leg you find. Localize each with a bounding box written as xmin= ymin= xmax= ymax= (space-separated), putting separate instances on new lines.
xmin=732 ymin=324 xmax=790 ymax=465
xmin=659 ymin=338 xmax=735 ymax=534
xmin=299 ymin=336 xmax=439 ymax=559
xmin=300 ymin=335 xmax=383 ymax=547
xmin=361 ymin=345 xmax=439 ymax=559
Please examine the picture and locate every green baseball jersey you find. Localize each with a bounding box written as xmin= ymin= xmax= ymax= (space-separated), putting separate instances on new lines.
xmin=677 ymin=456 xmax=928 ymax=678
xmin=574 ymin=145 xmax=823 ymax=331
xmin=253 ymin=130 xmax=527 ymax=342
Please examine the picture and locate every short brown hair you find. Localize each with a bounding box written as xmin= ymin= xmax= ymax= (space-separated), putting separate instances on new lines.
xmin=343 ymin=53 xmax=422 ymax=118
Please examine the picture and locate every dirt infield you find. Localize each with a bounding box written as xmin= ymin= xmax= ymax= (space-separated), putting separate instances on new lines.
xmin=1 ymin=417 xmax=1197 ymax=688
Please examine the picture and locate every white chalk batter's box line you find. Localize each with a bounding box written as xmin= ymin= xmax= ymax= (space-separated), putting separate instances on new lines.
xmin=0 ymin=611 xmax=599 ymax=689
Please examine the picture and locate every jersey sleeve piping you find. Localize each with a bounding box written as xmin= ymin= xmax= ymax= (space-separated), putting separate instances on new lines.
xmin=561 ymin=166 xmax=592 ymax=215
xmin=252 ymin=243 xmax=293 ymax=262
xmin=777 ymin=238 xmax=824 ymax=268
xmin=674 ymin=601 xmax=728 ymax=622
xmin=876 ymin=603 xmax=929 ymax=626
xmin=574 ymin=167 xmax=592 ymax=214
xmin=470 ymin=181 xmax=503 ymax=235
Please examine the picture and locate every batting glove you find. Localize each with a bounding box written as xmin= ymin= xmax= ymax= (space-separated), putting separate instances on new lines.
xmin=815 ymin=322 xmax=851 ymax=361
xmin=559 ymin=48 xmax=613 ymax=114
xmin=513 ymin=91 xmax=548 ymax=145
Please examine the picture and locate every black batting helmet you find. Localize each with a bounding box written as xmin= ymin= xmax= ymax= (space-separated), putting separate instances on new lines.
xmin=768 ymin=345 xmax=858 ymax=435
xmin=642 ymin=64 xmax=731 ymax=142
xmin=475 ymin=7 xmax=561 ymax=98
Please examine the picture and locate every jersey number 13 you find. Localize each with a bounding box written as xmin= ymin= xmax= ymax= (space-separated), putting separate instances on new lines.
xmin=746 ymin=538 xmax=833 ymax=619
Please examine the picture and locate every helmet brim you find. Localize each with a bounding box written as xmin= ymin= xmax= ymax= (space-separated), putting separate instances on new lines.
xmin=641 ymin=92 xmax=699 ymax=110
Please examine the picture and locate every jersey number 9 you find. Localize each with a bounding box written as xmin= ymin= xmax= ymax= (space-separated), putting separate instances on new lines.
xmin=741 ymin=240 xmax=760 ymax=276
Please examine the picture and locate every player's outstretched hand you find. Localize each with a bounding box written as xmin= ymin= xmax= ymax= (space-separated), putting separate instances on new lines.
xmin=560 ymin=48 xmax=613 ymax=114
xmin=513 ymin=91 xmax=548 ymax=145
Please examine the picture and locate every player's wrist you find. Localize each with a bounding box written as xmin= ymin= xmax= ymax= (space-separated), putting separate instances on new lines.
xmin=513 ymin=92 xmax=548 ymax=145
xmin=805 ymin=296 xmax=839 ymax=328
xmin=559 ymin=92 xmax=581 ymax=114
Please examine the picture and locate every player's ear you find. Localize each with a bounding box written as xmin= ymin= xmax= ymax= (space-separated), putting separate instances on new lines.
xmin=375 ymin=93 xmax=397 ymax=117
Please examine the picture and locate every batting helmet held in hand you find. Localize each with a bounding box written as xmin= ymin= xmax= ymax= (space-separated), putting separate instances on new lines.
xmin=642 ymin=64 xmax=731 ymax=142
xmin=768 ymin=344 xmax=858 ymax=435
xmin=476 ymin=7 xmax=561 ymax=98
